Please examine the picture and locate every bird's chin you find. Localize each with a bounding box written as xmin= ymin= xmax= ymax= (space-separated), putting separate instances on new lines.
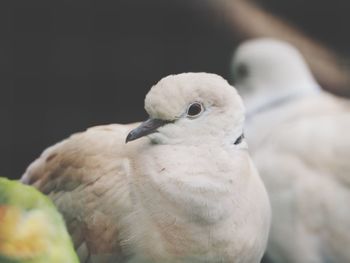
xmin=148 ymin=133 xmax=165 ymax=145
xmin=149 ymin=137 xmax=162 ymax=145
xmin=148 ymin=132 xmax=181 ymax=145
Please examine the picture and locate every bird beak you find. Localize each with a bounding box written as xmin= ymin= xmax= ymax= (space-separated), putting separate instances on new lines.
xmin=126 ymin=118 xmax=171 ymax=143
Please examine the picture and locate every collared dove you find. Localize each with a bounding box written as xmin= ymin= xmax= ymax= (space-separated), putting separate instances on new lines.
xmin=231 ymin=38 xmax=350 ymax=263
xmin=21 ymin=73 xmax=271 ymax=263
xmin=0 ymin=177 xmax=79 ymax=263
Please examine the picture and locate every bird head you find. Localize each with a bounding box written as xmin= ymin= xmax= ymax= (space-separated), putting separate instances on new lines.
xmin=126 ymin=72 xmax=246 ymax=146
xmin=231 ymin=38 xmax=319 ymax=114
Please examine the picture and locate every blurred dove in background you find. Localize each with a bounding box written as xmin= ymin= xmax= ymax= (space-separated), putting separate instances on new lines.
xmin=21 ymin=73 xmax=271 ymax=263
xmin=231 ymin=38 xmax=350 ymax=263
xmin=0 ymin=177 xmax=79 ymax=263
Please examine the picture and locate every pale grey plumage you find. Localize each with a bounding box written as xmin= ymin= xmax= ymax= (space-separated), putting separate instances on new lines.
xmin=22 ymin=72 xmax=271 ymax=263
xmin=232 ymin=38 xmax=350 ymax=263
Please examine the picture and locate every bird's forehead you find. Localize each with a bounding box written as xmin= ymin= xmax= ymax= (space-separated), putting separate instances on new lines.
xmin=235 ymin=39 xmax=301 ymax=68
xmin=144 ymin=73 xmax=241 ymax=119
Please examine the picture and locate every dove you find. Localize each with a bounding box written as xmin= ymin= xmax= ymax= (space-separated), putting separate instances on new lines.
xmin=231 ymin=38 xmax=350 ymax=263
xmin=0 ymin=177 xmax=79 ymax=263
xmin=21 ymin=72 xmax=271 ymax=263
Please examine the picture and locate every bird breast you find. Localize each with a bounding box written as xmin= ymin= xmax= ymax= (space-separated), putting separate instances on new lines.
xmin=123 ymin=143 xmax=270 ymax=262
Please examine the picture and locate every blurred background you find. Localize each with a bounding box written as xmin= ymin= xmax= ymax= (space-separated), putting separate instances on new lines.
xmin=1 ymin=0 xmax=350 ymax=179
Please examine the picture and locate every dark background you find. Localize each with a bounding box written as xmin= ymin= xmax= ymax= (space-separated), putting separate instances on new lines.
xmin=1 ymin=0 xmax=350 ymax=179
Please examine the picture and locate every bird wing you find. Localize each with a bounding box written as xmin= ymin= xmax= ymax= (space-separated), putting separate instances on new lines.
xmin=21 ymin=124 xmax=138 ymax=263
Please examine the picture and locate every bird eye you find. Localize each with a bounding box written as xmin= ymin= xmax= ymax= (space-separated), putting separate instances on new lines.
xmin=234 ymin=133 xmax=244 ymax=145
xmin=235 ymin=63 xmax=249 ymax=81
xmin=187 ymin=102 xmax=203 ymax=118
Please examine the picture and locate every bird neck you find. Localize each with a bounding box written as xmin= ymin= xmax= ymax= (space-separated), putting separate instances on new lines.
xmin=245 ymin=84 xmax=320 ymax=121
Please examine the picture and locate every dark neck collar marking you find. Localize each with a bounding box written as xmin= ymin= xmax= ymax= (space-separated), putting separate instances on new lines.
xmin=245 ymin=87 xmax=321 ymax=122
